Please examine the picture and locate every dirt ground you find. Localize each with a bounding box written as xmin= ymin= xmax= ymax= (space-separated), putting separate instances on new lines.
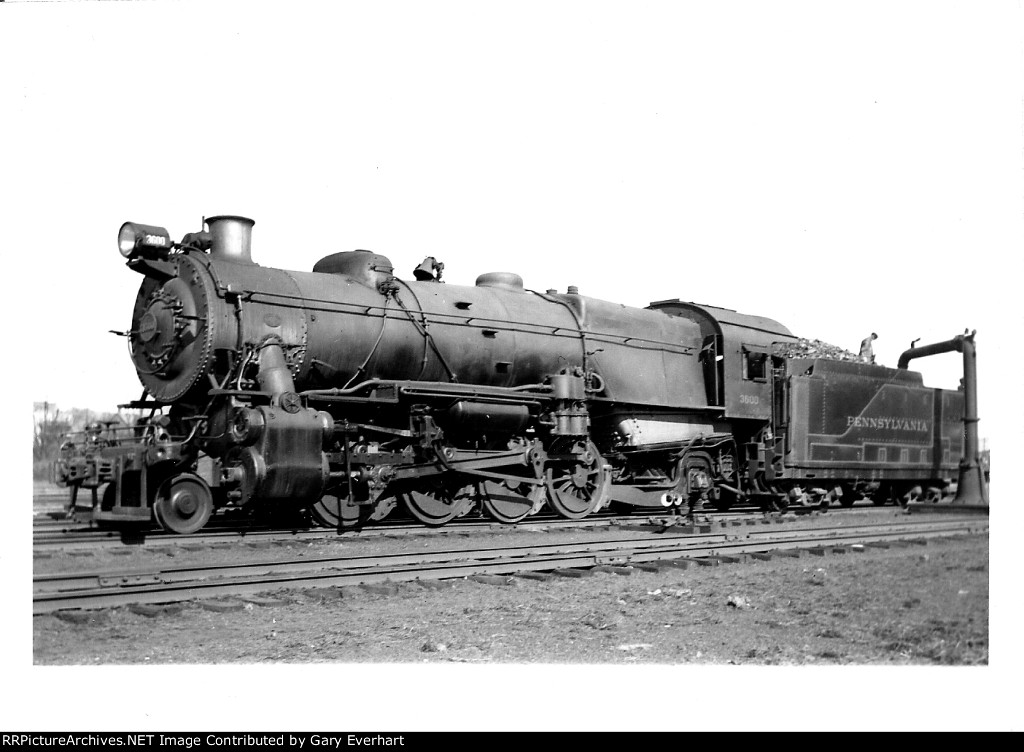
xmin=34 ymin=532 xmax=987 ymax=666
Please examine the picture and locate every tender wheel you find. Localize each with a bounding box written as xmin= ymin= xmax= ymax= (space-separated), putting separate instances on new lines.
xmin=544 ymin=440 xmax=610 ymax=520
xmin=479 ymin=475 xmax=545 ymax=524
xmin=398 ymin=477 xmax=475 ymax=527
xmin=153 ymin=474 xmax=213 ymax=534
xmin=866 ymin=483 xmax=892 ymax=506
xmin=838 ymin=483 xmax=857 ymax=508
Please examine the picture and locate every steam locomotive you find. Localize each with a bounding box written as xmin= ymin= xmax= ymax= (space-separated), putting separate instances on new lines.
xmin=55 ymin=215 xmax=983 ymax=533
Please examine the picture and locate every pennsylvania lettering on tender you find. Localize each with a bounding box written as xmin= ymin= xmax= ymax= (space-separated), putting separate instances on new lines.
xmin=846 ymin=416 xmax=928 ymax=432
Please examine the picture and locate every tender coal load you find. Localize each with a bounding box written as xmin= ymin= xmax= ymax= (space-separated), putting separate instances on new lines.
xmin=773 ymin=338 xmax=864 ymax=363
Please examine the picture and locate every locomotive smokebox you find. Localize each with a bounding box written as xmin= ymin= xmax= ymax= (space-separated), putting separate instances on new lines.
xmin=206 ymin=215 xmax=255 ymax=264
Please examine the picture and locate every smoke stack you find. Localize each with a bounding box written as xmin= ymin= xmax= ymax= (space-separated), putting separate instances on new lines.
xmin=206 ymin=215 xmax=255 ymax=264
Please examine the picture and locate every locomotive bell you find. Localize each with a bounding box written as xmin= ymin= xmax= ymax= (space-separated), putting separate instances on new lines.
xmin=413 ymin=256 xmax=444 ymax=281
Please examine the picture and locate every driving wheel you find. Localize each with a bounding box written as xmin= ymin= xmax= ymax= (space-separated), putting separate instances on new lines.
xmin=544 ymin=440 xmax=610 ymax=520
xmin=479 ymin=474 xmax=545 ymax=524
xmin=311 ymin=493 xmax=373 ymax=529
xmin=398 ymin=477 xmax=476 ymax=527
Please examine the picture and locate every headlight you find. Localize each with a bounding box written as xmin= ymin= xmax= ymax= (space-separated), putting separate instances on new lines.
xmin=118 ymin=222 xmax=172 ymax=258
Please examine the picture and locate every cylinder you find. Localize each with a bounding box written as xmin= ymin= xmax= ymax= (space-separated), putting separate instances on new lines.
xmin=206 ymin=215 xmax=255 ymax=263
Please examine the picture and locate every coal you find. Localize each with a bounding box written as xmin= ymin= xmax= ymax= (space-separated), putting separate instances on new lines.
xmin=774 ymin=338 xmax=866 ymax=362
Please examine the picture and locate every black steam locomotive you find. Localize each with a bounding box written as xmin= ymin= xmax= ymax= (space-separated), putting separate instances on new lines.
xmin=55 ymin=215 xmax=984 ymax=533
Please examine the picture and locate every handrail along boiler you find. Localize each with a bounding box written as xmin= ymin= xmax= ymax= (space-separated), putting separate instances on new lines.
xmin=64 ymin=215 xmax=984 ymax=533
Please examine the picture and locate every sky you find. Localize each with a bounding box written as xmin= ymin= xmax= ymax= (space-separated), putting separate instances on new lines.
xmin=3 ymin=0 xmax=1023 ymax=733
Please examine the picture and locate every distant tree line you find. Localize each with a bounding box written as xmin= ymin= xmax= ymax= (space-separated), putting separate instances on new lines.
xmin=32 ymin=402 xmax=120 ymax=481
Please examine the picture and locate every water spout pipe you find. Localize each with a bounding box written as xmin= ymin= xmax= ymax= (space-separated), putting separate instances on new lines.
xmin=897 ymin=332 xmax=987 ymax=506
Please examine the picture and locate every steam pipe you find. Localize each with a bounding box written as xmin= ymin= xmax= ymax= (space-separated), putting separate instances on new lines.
xmin=897 ymin=332 xmax=987 ymax=506
xmin=257 ymin=340 xmax=296 ymax=397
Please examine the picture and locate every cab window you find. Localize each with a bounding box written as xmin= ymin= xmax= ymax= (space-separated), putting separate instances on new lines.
xmin=743 ymin=348 xmax=768 ymax=382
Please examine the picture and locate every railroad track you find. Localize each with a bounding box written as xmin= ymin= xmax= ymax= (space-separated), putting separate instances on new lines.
xmin=30 ymin=500 xmax=913 ymax=550
xmin=32 ymin=512 xmax=645 ymax=550
xmin=33 ymin=514 xmax=988 ymax=614
xmin=32 ymin=501 xmax=778 ymax=545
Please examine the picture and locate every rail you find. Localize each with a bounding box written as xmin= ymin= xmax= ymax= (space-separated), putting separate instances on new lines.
xmin=34 ymin=516 xmax=988 ymax=614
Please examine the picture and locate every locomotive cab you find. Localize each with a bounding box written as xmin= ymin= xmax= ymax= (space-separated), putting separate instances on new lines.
xmin=647 ymin=299 xmax=797 ymax=422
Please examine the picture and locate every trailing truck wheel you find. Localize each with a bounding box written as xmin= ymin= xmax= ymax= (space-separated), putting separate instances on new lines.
xmin=153 ymin=474 xmax=213 ymax=534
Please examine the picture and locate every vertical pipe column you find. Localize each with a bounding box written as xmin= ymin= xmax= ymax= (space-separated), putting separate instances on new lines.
xmin=953 ymin=336 xmax=988 ymax=505
xmin=897 ymin=333 xmax=988 ymax=507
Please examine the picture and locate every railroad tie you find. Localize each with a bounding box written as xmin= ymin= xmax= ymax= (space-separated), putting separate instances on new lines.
xmin=592 ymin=565 xmax=635 ymax=576
xmin=552 ymin=568 xmax=593 ymax=578
xmin=469 ymin=574 xmax=512 ymax=586
xmin=198 ymin=599 xmax=246 ymax=613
